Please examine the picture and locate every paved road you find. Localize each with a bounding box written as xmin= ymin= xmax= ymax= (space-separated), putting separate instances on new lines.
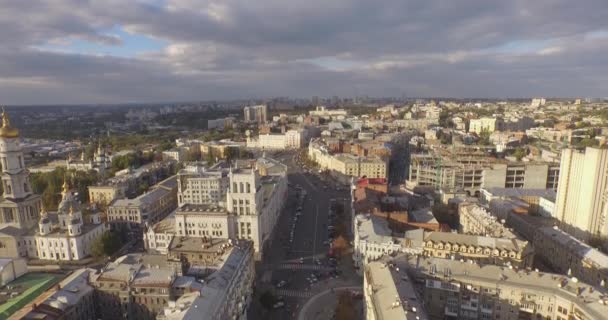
xmin=248 ymin=150 xmax=359 ymax=320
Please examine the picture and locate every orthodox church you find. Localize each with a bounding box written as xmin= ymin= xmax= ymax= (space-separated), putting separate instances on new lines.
xmin=66 ymin=143 xmax=112 ymax=174
xmin=0 ymin=110 xmax=106 ymax=261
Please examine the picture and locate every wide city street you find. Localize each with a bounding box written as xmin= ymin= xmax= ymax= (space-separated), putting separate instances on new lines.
xmin=248 ymin=150 xmax=363 ymax=320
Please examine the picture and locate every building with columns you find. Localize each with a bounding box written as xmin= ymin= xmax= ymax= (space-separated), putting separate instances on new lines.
xmin=147 ymin=157 xmax=287 ymax=260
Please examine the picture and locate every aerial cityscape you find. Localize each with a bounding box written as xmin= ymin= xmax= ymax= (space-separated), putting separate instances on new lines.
xmin=1 ymin=1 xmax=608 ymax=320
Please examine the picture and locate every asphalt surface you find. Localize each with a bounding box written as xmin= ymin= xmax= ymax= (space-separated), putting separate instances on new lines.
xmin=248 ymin=150 xmax=356 ymax=320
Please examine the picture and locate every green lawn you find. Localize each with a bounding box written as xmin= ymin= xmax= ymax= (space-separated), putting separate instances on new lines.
xmin=0 ymin=273 xmax=63 ymax=319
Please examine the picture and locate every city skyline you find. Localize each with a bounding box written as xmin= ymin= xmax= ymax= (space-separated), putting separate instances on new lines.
xmin=1 ymin=1 xmax=607 ymax=105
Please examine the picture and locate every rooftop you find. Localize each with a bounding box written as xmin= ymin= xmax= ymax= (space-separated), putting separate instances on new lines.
xmin=366 ymin=258 xmax=429 ymax=320
xmin=538 ymin=226 xmax=608 ymax=270
xmin=483 ymin=187 xmax=557 ymax=201
xmin=356 ymin=214 xmax=401 ymax=245
xmin=406 ymin=255 xmax=608 ymax=320
xmin=423 ymin=231 xmax=528 ymax=253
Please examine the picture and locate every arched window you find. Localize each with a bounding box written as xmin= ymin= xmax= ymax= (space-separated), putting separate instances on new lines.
xmin=24 ymin=183 xmax=29 ymax=193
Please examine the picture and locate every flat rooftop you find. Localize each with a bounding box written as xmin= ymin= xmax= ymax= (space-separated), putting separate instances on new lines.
xmin=406 ymin=255 xmax=608 ymax=320
xmin=366 ymin=258 xmax=429 ymax=320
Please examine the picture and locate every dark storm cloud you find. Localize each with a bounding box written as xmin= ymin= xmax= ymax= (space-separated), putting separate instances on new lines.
xmin=0 ymin=0 xmax=607 ymax=104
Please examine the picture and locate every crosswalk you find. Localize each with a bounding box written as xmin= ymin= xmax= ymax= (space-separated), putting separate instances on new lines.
xmin=276 ymin=263 xmax=333 ymax=271
xmin=275 ymin=289 xmax=315 ymax=299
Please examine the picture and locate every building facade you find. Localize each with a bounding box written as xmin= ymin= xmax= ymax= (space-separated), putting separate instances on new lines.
xmin=554 ymin=147 xmax=608 ymax=242
xmin=107 ymin=176 xmax=178 ymax=229
xmin=243 ymin=104 xmax=267 ymax=124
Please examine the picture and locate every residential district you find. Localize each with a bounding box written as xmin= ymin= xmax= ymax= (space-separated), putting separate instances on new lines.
xmin=0 ymin=97 xmax=608 ymax=320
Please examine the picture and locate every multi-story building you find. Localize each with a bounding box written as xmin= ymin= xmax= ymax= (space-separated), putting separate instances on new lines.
xmin=169 ymin=157 xmax=287 ymax=259
xmin=162 ymin=148 xmax=186 ymax=162
xmin=21 ymin=268 xmax=97 ymax=319
xmin=243 ymin=104 xmax=267 ymax=124
xmin=534 ymin=225 xmax=608 ymax=287
xmin=364 ymin=257 xmax=429 ymax=320
xmin=88 ymin=185 xmax=123 ymax=206
xmin=406 ymin=255 xmax=608 ymax=320
xmin=308 ymin=105 xmax=348 ymax=119
xmin=407 ymin=152 xmax=559 ymax=195
xmin=458 ymin=203 xmax=516 ymax=238
xmin=468 ymin=117 xmax=504 ymax=134
xmin=247 ymin=129 xmax=308 ymax=150
xmin=353 ymin=214 xmax=423 ymax=272
xmin=177 ymin=164 xmax=228 ymax=207
xmin=107 ymin=176 xmax=178 ymax=229
xmin=309 ymin=139 xmax=389 ymax=179
xmin=554 ymin=147 xmax=608 ymax=242
xmin=160 ymin=240 xmax=254 ymax=320
xmin=143 ymin=213 xmax=175 ymax=254
xmin=422 ymin=231 xmax=533 ymax=268
xmin=91 ymin=254 xmax=181 ymax=320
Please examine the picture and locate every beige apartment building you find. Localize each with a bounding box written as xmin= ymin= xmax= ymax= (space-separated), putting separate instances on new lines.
xmin=422 ymin=231 xmax=533 ymax=269
xmin=107 ymin=176 xmax=178 ymax=228
xmin=309 ymin=139 xmax=388 ymax=179
xmin=554 ymin=147 xmax=608 ymax=242
xmin=468 ymin=117 xmax=504 ymax=134
xmin=458 ymin=203 xmax=516 ymax=238
xmin=88 ymin=185 xmax=123 ymax=206
xmin=407 ymin=255 xmax=608 ymax=320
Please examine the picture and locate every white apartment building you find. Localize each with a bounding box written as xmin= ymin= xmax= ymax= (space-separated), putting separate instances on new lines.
xmin=308 ymin=105 xmax=348 ymax=119
xmin=468 ymin=117 xmax=504 ymax=134
xmin=177 ymin=164 xmax=229 ymax=207
xmin=554 ymin=147 xmax=608 ymax=241
xmin=458 ymin=203 xmax=516 ymax=238
xmin=144 ymin=213 xmax=175 ymax=254
xmin=247 ymin=129 xmax=308 ymax=150
xmin=353 ymin=214 xmax=422 ymax=273
xmin=167 ymin=157 xmax=288 ymax=259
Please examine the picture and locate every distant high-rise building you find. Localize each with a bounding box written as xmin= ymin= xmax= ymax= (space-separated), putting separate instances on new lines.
xmin=555 ymin=147 xmax=608 ymax=241
xmin=243 ymin=104 xmax=267 ymax=124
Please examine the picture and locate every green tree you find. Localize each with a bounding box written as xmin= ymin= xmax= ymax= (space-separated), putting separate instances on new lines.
xmin=478 ymin=128 xmax=491 ymax=145
xmin=91 ymin=231 xmax=123 ymax=257
xmin=513 ymin=147 xmax=527 ymax=161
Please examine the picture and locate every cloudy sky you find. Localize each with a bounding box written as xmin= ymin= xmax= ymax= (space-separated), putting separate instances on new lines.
xmin=1 ymin=0 xmax=607 ymax=104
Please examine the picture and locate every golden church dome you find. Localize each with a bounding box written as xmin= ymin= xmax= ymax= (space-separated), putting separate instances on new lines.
xmin=0 ymin=109 xmax=19 ymax=138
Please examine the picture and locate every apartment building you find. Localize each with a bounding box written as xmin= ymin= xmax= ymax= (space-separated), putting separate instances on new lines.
xmin=88 ymin=185 xmax=123 ymax=206
xmin=353 ymin=214 xmax=423 ymax=272
xmin=159 ymin=240 xmax=254 ymax=320
xmin=243 ymin=104 xmax=267 ymax=124
xmin=422 ymin=231 xmax=533 ymax=269
xmin=169 ymin=157 xmax=287 ymax=259
xmin=21 ymin=268 xmax=97 ymax=320
xmin=309 ymin=139 xmax=389 ymax=179
xmin=364 ymin=258 xmax=429 ymax=320
xmin=177 ymin=164 xmax=228 ymax=207
xmin=407 ymin=153 xmax=559 ymax=195
xmin=107 ymin=176 xmax=178 ymax=229
xmin=92 ymin=254 xmax=180 ymax=320
xmin=458 ymin=203 xmax=516 ymax=238
xmin=554 ymin=147 xmax=608 ymax=242
xmin=468 ymin=117 xmax=504 ymax=133
xmin=407 ymin=255 xmax=608 ymax=320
